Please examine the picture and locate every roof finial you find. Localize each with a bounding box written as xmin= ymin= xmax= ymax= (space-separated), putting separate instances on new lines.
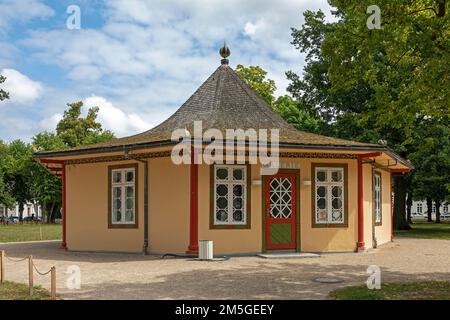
xmin=219 ymin=42 xmax=230 ymax=65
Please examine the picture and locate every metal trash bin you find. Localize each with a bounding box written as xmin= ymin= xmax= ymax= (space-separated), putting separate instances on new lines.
xmin=198 ymin=240 xmax=213 ymax=260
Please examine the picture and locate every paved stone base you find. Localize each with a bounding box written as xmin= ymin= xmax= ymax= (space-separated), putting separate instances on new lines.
xmin=258 ymin=252 xmax=320 ymax=259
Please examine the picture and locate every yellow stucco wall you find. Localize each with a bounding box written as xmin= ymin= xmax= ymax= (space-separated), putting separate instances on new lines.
xmin=65 ymin=154 xmax=391 ymax=254
xmin=148 ymin=158 xmax=190 ymax=253
xmin=66 ymin=157 xmax=190 ymax=253
xmin=66 ymin=161 xmax=145 ymax=252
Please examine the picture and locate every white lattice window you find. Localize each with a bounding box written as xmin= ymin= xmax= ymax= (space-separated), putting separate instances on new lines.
xmin=374 ymin=173 xmax=382 ymax=224
xmin=417 ymin=203 xmax=423 ymax=214
xmin=315 ymin=167 xmax=345 ymax=224
xmin=110 ymin=167 xmax=136 ymax=225
xmin=214 ymin=165 xmax=247 ymax=225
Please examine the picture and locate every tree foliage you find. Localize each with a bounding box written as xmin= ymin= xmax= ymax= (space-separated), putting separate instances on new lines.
xmin=1 ymin=140 xmax=35 ymax=219
xmin=56 ymin=101 xmax=115 ymax=148
xmin=235 ymin=64 xmax=277 ymax=106
xmin=0 ymin=102 xmax=115 ymax=222
xmin=236 ymin=65 xmax=322 ymax=133
xmin=287 ymin=1 xmax=449 ymax=227
xmin=0 ymin=75 xmax=9 ymax=101
xmin=273 ymin=95 xmax=320 ymax=133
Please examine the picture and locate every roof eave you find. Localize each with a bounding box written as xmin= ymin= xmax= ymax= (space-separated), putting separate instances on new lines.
xmin=34 ymin=139 xmax=412 ymax=170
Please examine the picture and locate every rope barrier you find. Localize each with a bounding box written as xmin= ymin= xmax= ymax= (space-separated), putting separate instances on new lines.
xmin=0 ymin=250 xmax=56 ymax=300
xmin=4 ymin=255 xmax=28 ymax=262
xmin=32 ymin=263 xmax=53 ymax=276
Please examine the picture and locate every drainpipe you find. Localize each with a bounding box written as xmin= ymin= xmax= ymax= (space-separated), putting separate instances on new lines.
xmin=357 ymin=152 xmax=381 ymax=252
xmin=124 ymin=151 xmax=149 ymax=255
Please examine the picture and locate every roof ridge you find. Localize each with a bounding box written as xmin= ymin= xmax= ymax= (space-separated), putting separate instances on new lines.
xmin=209 ymin=66 xmax=227 ymax=128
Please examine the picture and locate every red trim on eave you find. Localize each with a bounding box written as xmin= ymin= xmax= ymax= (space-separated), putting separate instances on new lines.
xmin=391 ymin=168 xmax=410 ymax=173
xmin=60 ymin=163 xmax=67 ymax=250
xmin=359 ymin=152 xmax=382 ymax=158
xmin=186 ymin=146 xmax=199 ymax=254
xmin=39 ymin=159 xmax=65 ymax=165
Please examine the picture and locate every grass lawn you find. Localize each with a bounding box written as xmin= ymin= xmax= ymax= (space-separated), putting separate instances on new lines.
xmin=394 ymin=222 xmax=450 ymax=240
xmin=0 ymin=281 xmax=52 ymax=300
xmin=0 ymin=224 xmax=61 ymax=243
xmin=330 ymin=281 xmax=450 ymax=300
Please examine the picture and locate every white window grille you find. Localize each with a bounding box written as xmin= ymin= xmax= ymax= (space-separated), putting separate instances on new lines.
xmin=315 ymin=167 xmax=345 ymax=224
xmin=111 ymin=167 xmax=136 ymax=225
xmin=374 ymin=173 xmax=382 ymax=224
xmin=214 ymin=165 xmax=247 ymax=225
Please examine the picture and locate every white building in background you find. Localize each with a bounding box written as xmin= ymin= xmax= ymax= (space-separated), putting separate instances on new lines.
xmin=410 ymin=200 xmax=449 ymax=220
xmin=0 ymin=202 xmax=42 ymax=219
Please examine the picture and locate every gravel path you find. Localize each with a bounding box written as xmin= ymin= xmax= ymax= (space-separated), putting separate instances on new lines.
xmin=1 ymin=238 xmax=449 ymax=300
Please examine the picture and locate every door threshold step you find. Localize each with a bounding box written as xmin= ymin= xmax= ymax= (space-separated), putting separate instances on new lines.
xmin=258 ymin=253 xmax=320 ymax=259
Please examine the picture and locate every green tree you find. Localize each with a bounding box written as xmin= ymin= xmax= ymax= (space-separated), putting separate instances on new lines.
xmin=410 ymin=119 xmax=450 ymax=223
xmin=0 ymin=75 xmax=9 ymax=101
xmin=236 ymin=64 xmax=322 ymax=132
xmin=235 ymin=64 xmax=277 ymax=106
xmin=56 ymin=101 xmax=115 ymax=148
xmin=2 ymin=140 xmax=34 ymax=220
xmin=273 ymin=95 xmax=320 ymax=133
xmin=287 ymin=1 xmax=449 ymax=230
xmin=31 ymin=103 xmax=115 ymax=222
xmin=0 ymin=141 xmax=15 ymax=209
xmin=30 ymin=132 xmax=66 ymax=223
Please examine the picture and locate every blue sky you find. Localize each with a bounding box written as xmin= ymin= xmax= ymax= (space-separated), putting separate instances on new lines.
xmin=0 ymin=0 xmax=333 ymax=142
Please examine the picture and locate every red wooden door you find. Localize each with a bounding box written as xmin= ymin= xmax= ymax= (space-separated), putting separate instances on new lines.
xmin=265 ymin=173 xmax=297 ymax=250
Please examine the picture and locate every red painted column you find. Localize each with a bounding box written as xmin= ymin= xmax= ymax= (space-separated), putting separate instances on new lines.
xmin=390 ymin=172 xmax=394 ymax=242
xmin=187 ymin=146 xmax=199 ymax=254
xmin=60 ymin=163 xmax=67 ymax=250
xmin=357 ymin=156 xmax=365 ymax=251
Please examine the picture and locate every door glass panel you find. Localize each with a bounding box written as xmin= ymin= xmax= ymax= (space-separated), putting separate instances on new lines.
xmin=269 ymin=177 xmax=293 ymax=219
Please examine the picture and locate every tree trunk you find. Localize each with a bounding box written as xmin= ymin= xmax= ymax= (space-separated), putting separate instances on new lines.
xmin=426 ymin=197 xmax=433 ymax=222
xmin=406 ymin=193 xmax=413 ymax=223
xmin=435 ymin=200 xmax=441 ymax=223
xmin=51 ymin=206 xmax=59 ymax=223
xmin=393 ymin=174 xmax=411 ymax=230
xmin=18 ymin=203 xmax=24 ymax=221
xmin=47 ymin=201 xmax=55 ymax=224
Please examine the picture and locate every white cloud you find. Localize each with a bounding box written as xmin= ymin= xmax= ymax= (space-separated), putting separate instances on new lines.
xmin=83 ymin=96 xmax=152 ymax=136
xmin=0 ymin=68 xmax=43 ymax=104
xmin=244 ymin=22 xmax=257 ymax=37
xmin=39 ymin=113 xmax=62 ymax=132
xmin=0 ymin=0 xmax=54 ymax=30
xmin=5 ymin=0 xmax=336 ymax=141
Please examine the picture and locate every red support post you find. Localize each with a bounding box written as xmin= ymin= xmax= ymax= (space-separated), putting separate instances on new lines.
xmin=186 ymin=146 xmax=199 ymax=254
xmin=60 ymin=163 xmax=67 ymax=250
xmin=390 ymin=172 xmax=394 ymax=242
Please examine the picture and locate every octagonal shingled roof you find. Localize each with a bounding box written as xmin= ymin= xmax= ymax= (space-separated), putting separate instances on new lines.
xmin=36 ymin=48 xmax=382 ymax=157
